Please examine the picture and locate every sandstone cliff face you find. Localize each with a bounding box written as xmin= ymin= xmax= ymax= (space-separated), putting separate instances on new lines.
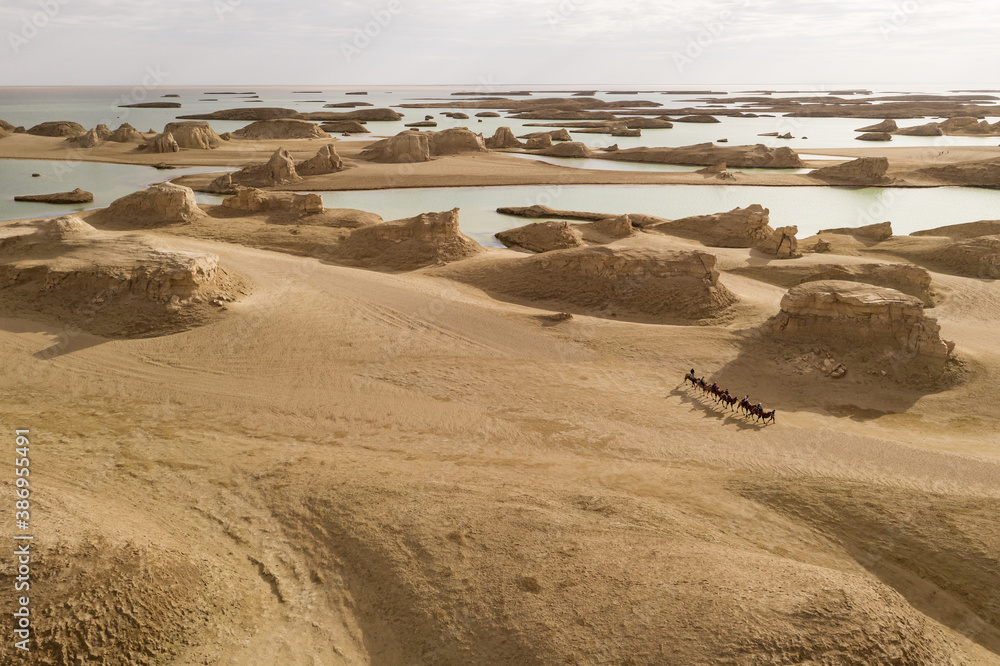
xmin=329 ymin=208 xmax=484 ymax=270
xmin=654 ymin=204 xmax=774 ymax=248
xmin=296 ymin=144 xmax=344 ymax=176
xmin=92 ymin=182 xmax=205 ymax=228
xmin=769 ymin=281 xmax=952 ymax=375
xmin=207 ymin=148 xmax=302 ymax=192
xmin=495 ymin=221 xmax=584 ymax=253
xmin=811 ymin=157 xmax=892 ymax=186
xmin=162 ymin=121 xmax=224 ymax=149
xmin=232 ymin=119 xmax=329 ymax=140
xmin=485 ymin=127 xmax=524 ymax=149
xmin=0 ymin=215 xmax=243 ymax=337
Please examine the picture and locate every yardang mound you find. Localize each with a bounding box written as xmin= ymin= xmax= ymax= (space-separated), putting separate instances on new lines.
xmin=0 ymin=215 xmax=244 ymax=337
xmin=769 ymin=281 xmax=952 ymax=377
xmin=439 ymin=245 xmax=737 ymax=323
xmin=328 ymin=208 xmax=484 ymax=271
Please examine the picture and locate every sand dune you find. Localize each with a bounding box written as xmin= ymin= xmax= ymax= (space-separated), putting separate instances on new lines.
xmin=3 ymin=158 xmax=1000 ymax=664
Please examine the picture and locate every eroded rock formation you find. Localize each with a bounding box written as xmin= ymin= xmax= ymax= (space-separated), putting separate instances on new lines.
xmin=811 ymin=157 xmax=892 ymax=186
xmin=206 ymin=148 xmax=302 ymax=192
xmin=232 ymin=119 xmax=329 ymax=140
xmin=0 ymin=215 xmax=243 ymax=337
xmin=496 ymin=220 xmax=584 ymax=253
xmin=769 ymin=281 xmax=952 ymax=376
xmin=90 ymin=182 xmax=205 ymax=228
xmin=329 ymin=208 xmax=484 ymax=270
xmin=296 ymin=144 xmax=344 ymax=176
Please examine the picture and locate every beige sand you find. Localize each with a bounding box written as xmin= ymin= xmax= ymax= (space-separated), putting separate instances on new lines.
xmin=2 ymin=193 xmax=1000 ymax=663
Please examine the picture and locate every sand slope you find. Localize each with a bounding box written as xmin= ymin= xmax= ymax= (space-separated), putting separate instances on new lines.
xmin=2 ymin=196 xmax=1000 ymax=664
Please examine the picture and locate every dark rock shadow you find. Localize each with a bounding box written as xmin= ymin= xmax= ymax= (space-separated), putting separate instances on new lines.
xmin=703 ymin=327 xmax=961 ymax=422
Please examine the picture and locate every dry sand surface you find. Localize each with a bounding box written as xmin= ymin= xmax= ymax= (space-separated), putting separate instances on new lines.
xmin=2 ymin=179 xmax=1000 ymax=664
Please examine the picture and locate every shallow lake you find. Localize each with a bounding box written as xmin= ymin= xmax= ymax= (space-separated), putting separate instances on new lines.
xmin=202 ymin=183 xmax=1000 ymax=249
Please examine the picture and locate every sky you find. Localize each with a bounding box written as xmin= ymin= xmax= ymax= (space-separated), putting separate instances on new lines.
xmin=1 ymin=0 xmax=999 ymax=87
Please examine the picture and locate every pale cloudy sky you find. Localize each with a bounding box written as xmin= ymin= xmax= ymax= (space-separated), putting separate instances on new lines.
xmin=1 ymin=0 xmax=998 ymax=86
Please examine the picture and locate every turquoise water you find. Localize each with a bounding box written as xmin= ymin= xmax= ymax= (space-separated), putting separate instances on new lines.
xmin=0 ymin=159 xmax=230 ymax=221
xmin=193 ymin=184 xmax=1000 ymax=249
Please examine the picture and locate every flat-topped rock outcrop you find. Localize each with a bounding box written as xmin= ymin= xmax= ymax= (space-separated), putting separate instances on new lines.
xmin=496 ymin=205 xmax=608 ymax=221
xmin=221 ymin=188 xmax=324 ymax=215
xmin=651 ymin=204 xmax=774 ymax=248
xmin=0 ymin=215 xmax=244 ymax=337
xmin=600 ymin=143 xmax=804 ymax=168
xmin=231 ymin=119 xmax=329 ymax=140
xmin=730 ymin=262 xmax=934 ymax=306
xmin=536 ymin=141 xmax=593 ymax=158
xmin=910 ymin=219 xmax=1000 ymax=240
xmin=440 ymin=245 xmax=737 ymax=322
xmin=160 ymin=121 xmax=224 ymax=149
xmin=811 ymin=157 xmax=892 ymax=186
xmin=14 ymin=188 xmax=94 ymax=204
xmin=916 ymin=158 xmax=1000 ymax=189
xmin=855 ymin=132 xmax=892 ymax=142
xmin=90 ymin=182 xmax=205 ymax=229
xmin=769 ymin=281 xmax=952 ymax=376
xmin=496 ymin=220 xmax=584 ymax=253
xmin=855 ymin=120 xmax=898 ymax=132
xmin=820 ymin=221 xmax=893 ymax=242
xmin=27 ymin=121 xmax=86 ymax=138
xmin=329 ymin=208 xmax=484 ymax=271
xmin=360 ymin=128 xmax=486 ymax=163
